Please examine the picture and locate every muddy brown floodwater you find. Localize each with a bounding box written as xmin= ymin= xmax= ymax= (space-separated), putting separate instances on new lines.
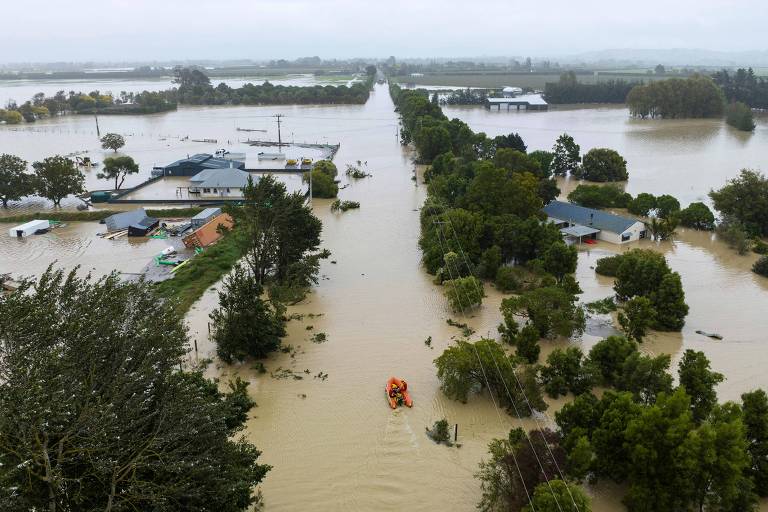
xmin=3 ymin=83 xmax=768 ymax=510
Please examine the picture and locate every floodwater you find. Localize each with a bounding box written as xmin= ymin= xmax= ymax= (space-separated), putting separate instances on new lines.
xmin=0 ymin=74 xmax=354 ymax=106
xmin=3 ymin=83 xmax=768 ymax=510
xmin=444 ymin=104 xmax=768 ymax=205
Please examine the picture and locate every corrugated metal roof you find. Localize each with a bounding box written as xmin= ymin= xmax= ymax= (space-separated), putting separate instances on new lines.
xmin=192 ymin=207 xmax=222 ymax=220
xmin=487 ymin=94 xmax=548 ymax=105
xmin=561 ymin=225 xmax=601 ymax=237
xmin=105 ymin=208 xmax=149 ymax=231
xmin=196 ymin=169 xmax=254 ymax=189
xmin=542 ymin=201 xmax=640 ymax=234
xmin=165 ymin=154 xmax=243 ymax=171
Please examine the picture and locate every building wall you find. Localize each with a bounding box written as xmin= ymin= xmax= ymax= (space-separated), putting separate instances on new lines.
xmin=198 ymin=187 xmax=245 ymax=199
xmin=598 ymin=221 xmax=646 ymax=244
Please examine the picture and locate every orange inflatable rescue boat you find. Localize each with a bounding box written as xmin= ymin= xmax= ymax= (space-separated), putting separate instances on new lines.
xmin=386 ymin=377 xmax=413 ymax=409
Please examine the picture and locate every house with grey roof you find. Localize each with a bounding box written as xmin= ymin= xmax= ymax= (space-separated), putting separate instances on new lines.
xmin=188 ymin=169 xmax=256 ymax=199
xmin=542 ymin=200 xmax=646 ymax=244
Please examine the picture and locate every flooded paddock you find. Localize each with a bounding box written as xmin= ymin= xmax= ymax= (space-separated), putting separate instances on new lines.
xmin=3 ymin=83 xmax=768 ymax=510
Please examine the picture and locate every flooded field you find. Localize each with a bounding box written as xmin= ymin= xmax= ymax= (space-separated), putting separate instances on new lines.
xmin=445 ymin=104 xmax=768 ymax=205
xmin=2 ymin=83 xmax=768 ymax=510
xmin=0 ymin=73 xmax=356 ymax=106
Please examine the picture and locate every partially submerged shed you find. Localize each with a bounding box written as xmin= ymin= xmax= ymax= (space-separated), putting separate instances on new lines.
xmin=8 ymin=220 xmax=50 ymax=238
xmin=104 ymin=208 xmax=159 ymax=236
xmin=190 ymin=207 xmax=222 ymax=228
xmin=183 ymin=213 xmax=234 ymax=248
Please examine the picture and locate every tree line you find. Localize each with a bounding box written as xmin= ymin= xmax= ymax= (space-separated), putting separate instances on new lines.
xmin=544 ymin=71 xmax=640 ymax=104
xmin=713 ymin=68 xmax=768 ymax=109
xmin=626 ymin=75 xmax=726 ymax=118
xmin=163 ymin=66 xmax=373 ymax=106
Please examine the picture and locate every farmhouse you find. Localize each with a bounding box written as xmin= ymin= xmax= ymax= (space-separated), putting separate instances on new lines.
xmin=188 ymin=169 xmax=254 ymax=199
xmin=542 ymin=200 xmax=646 ymax=244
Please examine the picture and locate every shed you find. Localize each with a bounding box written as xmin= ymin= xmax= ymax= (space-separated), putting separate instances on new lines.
xmin=183 ymin=213 xmax=234 ymax=249
xmin=9 ymin=219 xmax=50 ymax=238
xmin=104 ymin=208 xmax=151 ymax=232
xmin=190 ymin=207 xmax=222 ymax=229
xmin=127 ymin=216 xmax=160 ymax=237
xmin=161 ymin=154 xmax=245 ymax=177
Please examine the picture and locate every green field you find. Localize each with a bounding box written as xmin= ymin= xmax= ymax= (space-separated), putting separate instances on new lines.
xmin=393 ymin=71 xmax=677 ymax=89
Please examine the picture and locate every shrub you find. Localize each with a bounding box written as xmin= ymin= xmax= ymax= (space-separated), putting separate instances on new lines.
xmin=443 ymin=276 xmax=484 ymax=312
xmin=595 ymin=254 xmax=623 ymax=276
xmin=311 ymin=169 xmax=338 ymax=198
xmin=495 ymin=266 xmax=521 ymax=293
xmin=627 ymin=193 xmax=657 ymax=216
xmin=679 ymin=202 xmax=715 ymax=230
xmin=726 ymin=101 xmax=755 ymax=131
xmin=754 ymin=256 xmax=768 ymax=277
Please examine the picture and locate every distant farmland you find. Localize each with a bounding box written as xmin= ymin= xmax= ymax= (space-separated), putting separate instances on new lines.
xmin=392 ymin=71 xmax=674 ymax=89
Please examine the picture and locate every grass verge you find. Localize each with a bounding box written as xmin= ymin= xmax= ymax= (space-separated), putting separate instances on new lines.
xmin=154 ymin=229 xmax=242 ymax=314
xmin=0 ymin=207 xmax=205 ymax=224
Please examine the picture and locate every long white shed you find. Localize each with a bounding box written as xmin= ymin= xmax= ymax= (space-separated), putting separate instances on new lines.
xmin=9 ymin=219 xmax=50 ymax=237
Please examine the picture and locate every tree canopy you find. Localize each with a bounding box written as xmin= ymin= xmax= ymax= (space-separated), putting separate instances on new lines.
xmin=710 ymin=169 xmax=768 ymax=236
xmin=98 ymin=155 xmax=139 ymax=190
xmin=0 ymin=154 xmax=33 ymax=207
xmin=100 ymin=132 xmax=125 ymax=152
xmin=573 ymin=148 xmax=629 ymax=182
xmin=31 ymin=155 xmax=85 ymax=206
xmin=0 ymin=268 xmax=269 ymax=511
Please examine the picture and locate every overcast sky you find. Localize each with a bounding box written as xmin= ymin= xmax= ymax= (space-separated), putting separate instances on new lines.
xmin=2 ymin=0 xmax=766 ymax=63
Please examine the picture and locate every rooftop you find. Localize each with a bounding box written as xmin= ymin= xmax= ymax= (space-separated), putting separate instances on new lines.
xmin=165 ymin=153 xmax=244 ymax=170
xmin=543 ymin=201 xmax=640 ymax=234
xmin=192 ymin=169 xmax=254 ymax=189
xmin=487 ymin=93 xmax=548 ymax=106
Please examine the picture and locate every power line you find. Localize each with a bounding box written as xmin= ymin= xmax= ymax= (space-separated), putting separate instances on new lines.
xmin=437 ymin=200 xmax=580 ymax=511
xmin=430 ymin=216 xmax=536 ymax=512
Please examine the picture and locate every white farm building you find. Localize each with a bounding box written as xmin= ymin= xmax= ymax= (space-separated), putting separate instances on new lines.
xmin=543 ymin=201 xmax=646 ymax=244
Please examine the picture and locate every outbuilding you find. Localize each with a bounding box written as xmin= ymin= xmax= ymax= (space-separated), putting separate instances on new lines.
xmin=190 ymin=207 xmax=223 ymax=229
xmin=156 ymin=154 xmax=246 ymax=178
xmin=8 ymin=219 xmax=50 ymax=238
xmin=542 ymin=200 xmax=646 ymax=244
xmin=104 ymin=208 xmax=158 ymax=233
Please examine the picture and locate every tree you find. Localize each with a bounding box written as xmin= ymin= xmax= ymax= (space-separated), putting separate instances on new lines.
xmin=97 ymin=155 xmax=139 ymax=190
xmin=0 ymin=154 xmax=33 ymax=207
xmin=567 ymin=184 xmax=631 ymax=209
xmin=541 ymin=346 xmax=593 ymax=398
xmin=619 ymin=351 xmax=673 ymax=404
xmin=493 ymin=132 xmax=527 ymax=153
xmin=617 ymin=296 xmax=656 ymax=342
xmin=210 ymin=264 xmax=285 ymax=362
xmin=588 ymin=336 xmax=638 ymax=387
xmin=310 ymin=168 xmax=338 ymax=198
xmin=528 ymin=150 xmax=555 ymax=175
xmin=0 ymin=268 xmax=270 ymax=511
xmin=654 ymin=64 xmax=666 ymax=75
xmin=522 ymin=479 xmax=591 ymax=512
xmin=651 ymin=272 xmax=688 ymax=331
xmin=477 ymin=428 xmax=566 ymax=512
xmin=551 ymin=133 xmax=581 ymax=176
xmin=434 ymin=339 xmax=545 ymax=415
xmin=678 ymin=349 xmax=724 ymax=423
xmin=313 ymin=159 xmax=338 ymax=179
xmin=515 ymin=323 xmax=541 ymax=363
xmin=500 ymin=287 xmax=585 ymax=339
xmin=31 ymin=155 xmax=84 ymax=206
xmin=443 ymin=275 xmax=484 ymax=312
xmin=679 ymin=202 xmax=715 ymax=230
xmin=415 ymin=125 xmax=452 ymax=163
xmin=711 ymin=169 xmax=768 ymax=237
xmin=231 ymin=175 xmax=324 ymax=289
xmin=574 ymin=148 xmax=628 ymax=182
xmin=726 ymin=101 xmax=756 ymax=131
xmin=493 ymin=148 xmax=540 ymax=175
xmin=627 ymin=193 xmax=657 ymax=216
xmin=742 ymin=389 xmax=768 ymax=495
xmin=100 ymin=132 xmax=125 ymax=152
xmin=655 ymin=194 xmax=680 ymax=219
xmin=541 ymin=241 xmax=577 ymax=282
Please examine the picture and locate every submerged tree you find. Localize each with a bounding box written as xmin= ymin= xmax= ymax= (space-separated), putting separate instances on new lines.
xmin=98 ymin=155 xmax=139 ymax=190
xmin=0 ymin=268 xmax=270 ymax=511
xmin=0 ymin=153 xmax=33 ymax=207
xmin=551 ymin=133 xmax=581 ymax=176
xmin=100 ymin=132 xmax=126 ymax=152
xmin=31 ymin=155 xmax=84 ymax=206
xmin=211 ymin=263 xmax=286 ymax=362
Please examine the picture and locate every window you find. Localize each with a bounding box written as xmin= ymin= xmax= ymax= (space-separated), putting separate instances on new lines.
xmin=226 ymin=188 xmax=231 ymax=193
xmin=621 ymin=233 xmax=631 ymax=242
xmin=203 ymin=188 xmax=210 ymax=193
xmin=213 ymin=188 xmax=218 ymax=193
xmin=640 ymin=230 xmax=647 ymax=239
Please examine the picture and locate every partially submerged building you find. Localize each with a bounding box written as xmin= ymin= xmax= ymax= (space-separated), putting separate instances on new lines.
xmin=486 ymin=93 xmax=548 ymax=111
xmin=183 ymin=213 xmax=234 ymax=249
xmin=104 ymin=208 xmax=159 ymax=236
xmin=153 ymin=153 xmax=246 ymax=178
xmin=543 ymin=200 xmax=646 ymax=244
xmin=188 ymin=169 xmax=254 ymax=199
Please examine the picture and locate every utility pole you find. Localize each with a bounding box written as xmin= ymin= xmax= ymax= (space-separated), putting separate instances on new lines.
xmin=94 ymin=111 xmax=101 ymax=138
xmin=273 ymin=114 xmax=284 ymax=148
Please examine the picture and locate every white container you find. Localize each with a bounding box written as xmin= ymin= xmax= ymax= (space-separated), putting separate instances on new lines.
xmin=9 ymin=220 xmax=50 ymax=237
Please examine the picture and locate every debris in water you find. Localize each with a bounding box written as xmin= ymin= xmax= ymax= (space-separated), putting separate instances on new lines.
xmin=311 ymin=332 xmax=327 ymax=344
xmin=426 ymin=419 xmax=453 ymax=446
xmin=424 ymin=336 xmax=433 ymax=349
xmin=696 ymin=330 xmax=723 ymax=340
